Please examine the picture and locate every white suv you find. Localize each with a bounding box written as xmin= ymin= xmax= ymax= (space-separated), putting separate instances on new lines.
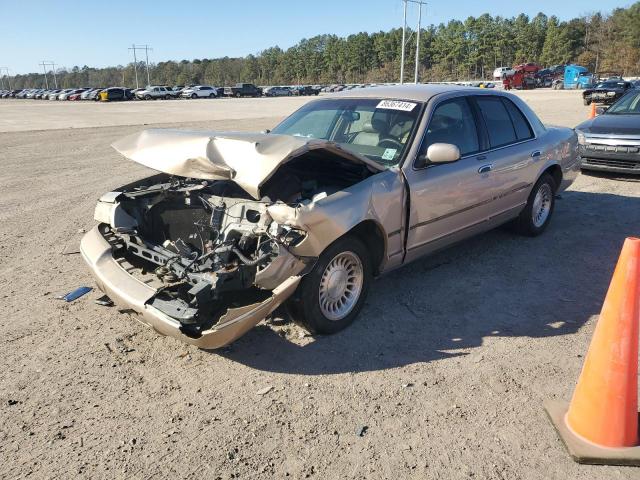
xmin=136 ymin=86 xmax=175 ymax=100
xmin=181 ymin=85 xmax=218 ymax=99
xmin=493 ymin=67 xmax=515 ymax=80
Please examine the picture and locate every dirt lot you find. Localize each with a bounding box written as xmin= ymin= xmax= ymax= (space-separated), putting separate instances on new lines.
xmin=1 ymin=89 xmax=639 ymax=480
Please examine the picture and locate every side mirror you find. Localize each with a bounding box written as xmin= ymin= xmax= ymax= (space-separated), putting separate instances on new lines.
xmin=425 ymin=143 xmax=461 ymax=164
xmin=261 ymin=129 xmax=271 ymax=134
xmin=595 ymin=106 xmax=608 ymax=115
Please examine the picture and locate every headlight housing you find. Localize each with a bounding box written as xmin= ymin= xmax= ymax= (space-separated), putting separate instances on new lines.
xmin=606 ymin=91 xmax=616 ymax=96
xmin=576 ymin=130 xmax=586 ymax=145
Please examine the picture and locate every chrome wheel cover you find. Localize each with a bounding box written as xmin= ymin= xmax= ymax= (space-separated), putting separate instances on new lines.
xmin=532 ymin=183 xmax=552 ymax=228
xmin=318 ymin=251 xmax=363 ymax=321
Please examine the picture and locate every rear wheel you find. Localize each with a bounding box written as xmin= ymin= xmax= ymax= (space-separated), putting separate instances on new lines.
xmin=287 ymin=235 xmax=371 ymax=334
xmin=513 ymin=173 xmax=556 ymax=236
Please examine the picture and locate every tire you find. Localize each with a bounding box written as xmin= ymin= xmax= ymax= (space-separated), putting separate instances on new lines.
xmin=583 ymin=98 xmax=590 ymax=106
xmin=191 ymin=93 xmax=197 ymax=99
xmin=286 ymin=235 xmax=372 ymax=335
xmin=209 ymin=93 xmax=215 ymax=98
xmin=513 ymin=173 xmax=556 ymax=236
xmin=165 ymin=94 xmax=171 ymax=100
xmin=144 ymin=94 xmax=151 ymax=100
xmin=235 ymin=92 xmax=241 ymax=98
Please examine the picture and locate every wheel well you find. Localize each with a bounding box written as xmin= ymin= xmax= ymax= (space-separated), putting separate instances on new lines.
xmin=347 ymin=221 xmax=386 ymax=276
xmin=543 ymin=165 xmax=562 ymax=191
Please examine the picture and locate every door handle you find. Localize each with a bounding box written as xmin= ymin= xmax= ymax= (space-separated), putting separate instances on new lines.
xmin=531 ymin=150 xmax=541 ymax=158
xmin=478 ymin=164 xmax=493 ymax=174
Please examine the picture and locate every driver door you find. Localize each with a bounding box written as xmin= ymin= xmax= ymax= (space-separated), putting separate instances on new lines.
xmin=403 ymin=95 xmax=496 ymax=263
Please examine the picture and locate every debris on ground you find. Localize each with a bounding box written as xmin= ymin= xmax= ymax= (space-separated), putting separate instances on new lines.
xmin=54 ymin=286 xmax=92 ymax=302
xmin=94 ymin=295 xmax=114 ymax=307
xmin=356 ymin=425 xmax=369 ymax=437
xmin=256 ymin=386 xmax=273 ymax=396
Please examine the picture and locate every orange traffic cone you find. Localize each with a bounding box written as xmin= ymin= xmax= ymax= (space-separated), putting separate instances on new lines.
xmin=545 ymin=237 xmax=640 ymax=465
xmin=589 ymin=102 xmax=597 ymax=119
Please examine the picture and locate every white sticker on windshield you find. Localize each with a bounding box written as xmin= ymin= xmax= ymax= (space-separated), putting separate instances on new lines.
xmin=382 ymin=148 xmax=397 ymax=161
xmin=376 ymin=100 xmax=417 ymax=111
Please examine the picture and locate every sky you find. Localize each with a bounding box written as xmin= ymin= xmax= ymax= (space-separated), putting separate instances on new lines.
xmin=0 ymin=0 xmax=633 ymax=75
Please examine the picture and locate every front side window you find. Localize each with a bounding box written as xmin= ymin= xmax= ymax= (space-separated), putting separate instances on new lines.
xmin=271 ymin=98 xmax=423 ymax=167
xmin=421 ymin=97 xmax=479 ymax=157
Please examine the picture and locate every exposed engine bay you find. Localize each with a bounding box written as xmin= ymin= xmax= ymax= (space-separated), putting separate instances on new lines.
xmin=96 ymin=152 xmax=376 ymax=337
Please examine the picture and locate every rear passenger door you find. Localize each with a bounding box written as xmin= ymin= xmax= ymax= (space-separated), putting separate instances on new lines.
xmin=471 ymin=95 xmax=538 ymax=218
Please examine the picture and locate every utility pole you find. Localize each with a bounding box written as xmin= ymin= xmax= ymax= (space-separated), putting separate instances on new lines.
xmin=51 ymin=62 xmax=58 ymax=88
xmin=414 ymin=1 xmax=422 ymax=83
xmin=0 ymin=68 xmax=12 ymax=90
xmin=40 ymin=61 xmax=57 ymax=88
xmin=400 ymin=0 xmax=407 ymax=85
xmin=399 ymin=0 xmax=427 ymax=84
xmin=129 ymin=44 xmax=153 ymax=88
xmin=40 ymin=61 xmax=49 ymax=89
xmin=129 ymin=44 xmax=139 ymax=88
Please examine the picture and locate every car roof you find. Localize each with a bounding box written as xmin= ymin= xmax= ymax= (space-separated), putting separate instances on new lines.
xmin=327 ymin=83 xmax=478 ymax=102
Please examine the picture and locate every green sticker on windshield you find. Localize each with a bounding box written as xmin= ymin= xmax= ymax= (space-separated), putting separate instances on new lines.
xmin=382 ymin=148 xmax=397 ymax=161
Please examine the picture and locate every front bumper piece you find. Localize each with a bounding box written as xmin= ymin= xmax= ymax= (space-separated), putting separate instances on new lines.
xmin=80 ymin=225 xmax=301 ymax=349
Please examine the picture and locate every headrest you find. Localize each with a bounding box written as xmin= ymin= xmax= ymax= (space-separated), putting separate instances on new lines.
xmin=361 ymin=122 xmax=377 ymax=133
xmin=371 ymin=111 xmax=390 ymax=134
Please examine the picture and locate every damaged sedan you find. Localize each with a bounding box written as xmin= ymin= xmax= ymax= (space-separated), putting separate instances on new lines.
xmin=81 ymin=85 xmax=580 ymax=349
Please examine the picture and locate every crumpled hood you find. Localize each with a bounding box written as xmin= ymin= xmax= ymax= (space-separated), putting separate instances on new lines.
xmin=112 ymin=129 xmax=384 ymax=199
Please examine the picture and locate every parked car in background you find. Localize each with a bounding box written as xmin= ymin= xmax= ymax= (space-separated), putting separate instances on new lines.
xmin=264 ymin=86 xmax=292 ymax=97
xmin=135 ymin=85 xmax=175 ymax=100
xmin=292 ymin=85 xmax=321 ymax=96
xmin=60 ymin=88 xmax=88 ymax=101
xmin=180 ymin=85 xmax=218 ymax=99
xmin=98 ymin=87 xmax=134 ymax=102
xmin=582 ymin=80 xmax=634 ymax=106
xmin=493 ymin=67 xmax=515 ymax=79
xmin=576 ymin=89 xmax=640 ymax=174
xmin=81 ymin=84 xmax=578 ymax=350
xmin=81 ymin=88 xmax=102 ymax=100
xmin=224 ymin=83 xmax=262 ymax=98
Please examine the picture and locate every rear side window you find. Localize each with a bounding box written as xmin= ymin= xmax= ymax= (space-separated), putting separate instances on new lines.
xmin=475 ymin=96 xmax=517 ymax=148
xmin=502 ymin=98 xmax=533 ymax=141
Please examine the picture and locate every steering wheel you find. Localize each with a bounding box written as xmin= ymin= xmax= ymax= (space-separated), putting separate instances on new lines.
xmin=378 ymin=138 xmax=403 ymax=150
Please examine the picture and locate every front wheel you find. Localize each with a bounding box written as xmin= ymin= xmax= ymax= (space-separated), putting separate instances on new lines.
xmin=191 ymin=93 xmax=197 ymax=99
xmin=209 ymin=93 xmax=215 ymax=98
xmin=287 ymin=235 xmax=371 ymax=334
xmin=583 ymin=98 xmax=590 ymax=106
xmin=513 ymin=173 xmax=556 ymax=236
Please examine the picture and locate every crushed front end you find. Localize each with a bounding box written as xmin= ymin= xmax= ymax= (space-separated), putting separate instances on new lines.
xmin=81 ymin=175 xmax=310 ymax=348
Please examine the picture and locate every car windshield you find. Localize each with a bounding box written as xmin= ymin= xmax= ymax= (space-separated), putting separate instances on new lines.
xmin=606 ymin=91 xmax=640 ymax=115
xmin=271 ymin=98 xmax=422 ymax=167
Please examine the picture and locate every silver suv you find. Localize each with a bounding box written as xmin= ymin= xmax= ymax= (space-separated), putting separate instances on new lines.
xmin=136 ymin=86 xmax=175 ymax=100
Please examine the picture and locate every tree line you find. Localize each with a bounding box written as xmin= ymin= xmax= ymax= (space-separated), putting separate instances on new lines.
xmin=6 ymin=3 xmax=639 ymax=90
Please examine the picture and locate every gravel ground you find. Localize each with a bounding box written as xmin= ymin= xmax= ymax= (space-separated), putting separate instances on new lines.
xmin=1 ymin=90 xmax=640 ymax=480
